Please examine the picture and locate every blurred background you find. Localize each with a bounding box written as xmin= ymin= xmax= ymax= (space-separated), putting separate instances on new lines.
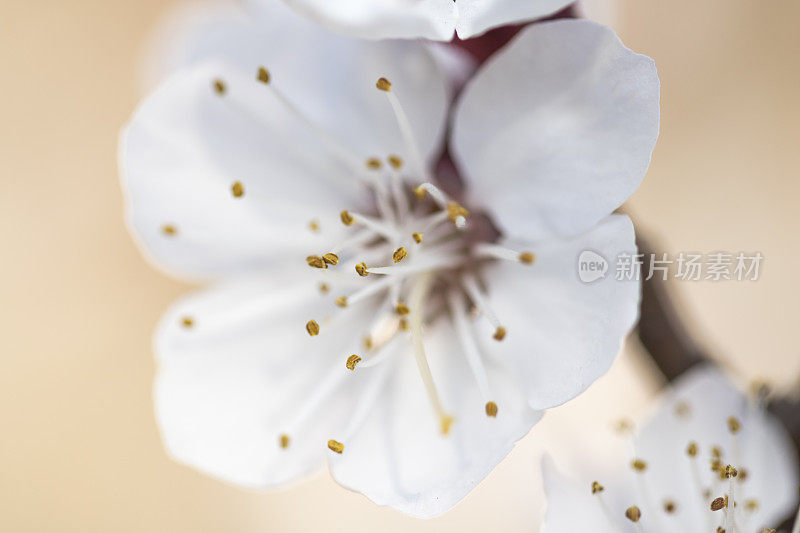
xmin=1 ymin=0 xmax=799 ymax=530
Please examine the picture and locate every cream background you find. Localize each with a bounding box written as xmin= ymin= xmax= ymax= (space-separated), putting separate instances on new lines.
xmin=1 ymin=0 xmax=799 ymax=530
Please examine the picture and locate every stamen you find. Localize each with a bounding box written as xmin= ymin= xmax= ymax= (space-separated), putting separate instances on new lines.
xmin=345 ymin=354 xmax=361 ymax=371
xmin=318 ymin=282 xmax=330 ymax=294
xmin=308 ymin=219 xmax=321 ymax=232
xmin=493 ymin=327 xmax=507 ymax=341
xmin=632 ymin=459 xmax=648 ymax=472
xmin=412 ymin=232 xmax=423 ymax=244
xmin=727 ymin=416 xmax=741 ymax=434
xmin=592 ymin=483 xmax=621 ymax=533
xmin=711 ymin=497 xmax=726 ymax=511
xmin=335 ymin=296 xmax=348 ymax=307
xmin=462 ymin=274 xmax=505 ymax=340
xmin=485 ymin=401 xmax=498 ymax=417
xmin=327 ymin=439 xmax=344 ymax=454
xmin=376 ymin=77 xmax=431 ymax=183
xmin=474 ymin=243 xmax=536 ymax=264
xmin=340 ymin=211 xmax=397 ymax=240
xmin=231 ymin=181 xmax=245 ymax=198
xmin=279 ymin=434 xmax=290 ymax=449
xmin=340 ymin=275 xmax=397 ymax=306
xmin=256 ymin=66 xmax=362 ymax=171
xmin=625 ymin=506 xmax=643 ymax=533
xmin=408 ymin=273 xmax=452 ymax=435
xmin=355 ymin=262 xmax=369 ymax=277
xmin=395 ymin=301 xmax=410 ymax=316
xmin=365 ymin=157 xmax=382 ymax=170
xmin=725 ymin=465 xmax=737 ymax=532
xmin=448 ymin=291 xmax=494 ymax=415
xmin=305 ymin=319 xmax=320 ymax=336
xmin=663 ymin=501 xmax=677 ymax=514
xmin=392 ymin=246 xmax=408 ymax=263
xmin=446 ymin=201 xmax=469 ymax=228
xmin=367 ymin=253 xmax=465 ymax=277
xmin=322 ymin=253 xmax=339 ymax=266
xmin=161 ymin=224 xmax=177 ymax=236
xmin=388 ymin=155 xmax=403 ymax=169
xmin=306 ymin=255 xmax=327 ymax=269
xmin=212 ymin=78 xmax=226 ymax=95
xmin=180 ymin=316 xmax=194 ymax=329
xmin=592 ymin=481 xmax=604 ymax=494
xmin=340 ymin=210 xmax=354 ymax=226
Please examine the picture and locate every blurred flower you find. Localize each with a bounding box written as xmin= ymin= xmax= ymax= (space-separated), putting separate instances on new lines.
xmin=541 ymin=367 xmax=799 ymax=532
xmin=262 ymin=0 xmax=575 ymax=40
xmin=120 ymin=1 xmax=659 ymax=517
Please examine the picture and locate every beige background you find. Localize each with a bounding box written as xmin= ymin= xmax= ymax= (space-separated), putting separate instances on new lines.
xmin=1 ymin=0 xmax=799 ymax=531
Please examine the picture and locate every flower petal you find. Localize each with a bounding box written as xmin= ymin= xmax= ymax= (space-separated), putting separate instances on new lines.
xmin=328 ymin=320 xmax=542 ymax=518
xmin=481 ymin=215 xmax=639 ymax=410
xmin=452 ymin=20 xmax=660 ymax=240
xmin=455 ymin=0 xmax=574 ymax=39
xmin=635 ymin=366 xmax=799 ymax=531
xmin=264 ymin=0 xmax=458 ymax=41
xmin=154 ymin=272 xmax=378 ymax=488
xmin=121 ymin=4 xmax=449 ymax=279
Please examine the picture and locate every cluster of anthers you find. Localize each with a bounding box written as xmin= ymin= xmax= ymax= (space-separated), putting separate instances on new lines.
xmin=170 ymin=67 xmax=539 ymax=455
xmin=593 ymin=403 xmax=786 ymax=533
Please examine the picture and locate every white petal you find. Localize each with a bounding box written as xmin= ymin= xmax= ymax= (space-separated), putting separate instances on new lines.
xmin=452 ymin=20 xmax=660 ymax=240
xmin=265 ymin=0 xmax=458 ymax=40
xmin=455 ymin=0 xmax=574 ymax=39
xmin=154 ymin=272 xmax=378 ymax=488
xmin=635 ymin=366 xmax=799 ymax=531
xmin=540 ymin=456 xmax=626 ymax=533
xmin=482 ymin=215 xmax=639 ymax=409
xmin=328 ymin=320 xmax=542 ymax=517
xmin=121 ymin=7 xmax=449 ymax=279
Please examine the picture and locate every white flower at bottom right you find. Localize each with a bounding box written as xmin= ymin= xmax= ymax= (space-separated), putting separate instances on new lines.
xmin=542 ymin=366 xmax=799 ymax=533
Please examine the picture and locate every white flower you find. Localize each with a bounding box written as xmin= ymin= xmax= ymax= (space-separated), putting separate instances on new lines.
xmin=541 ymin=367 xmax=800 ymax=533
xmin=120 ymin=1 xmax=659 ymax=518
xmin=261 ymin=0 xmax=575 ymax=40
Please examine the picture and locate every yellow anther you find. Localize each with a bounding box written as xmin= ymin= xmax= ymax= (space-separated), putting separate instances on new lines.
xmin=591 ymin=481 xmax=604 ymax=494
xmin=398 ymin=318 xmax=409 ymax=331
xmin=674 ymin=401 xmax=691 ymax=417
xmin=631 ymin=459 xmax=648 ymax=472
xmin=518 ymin=251 xmax=536 ymax=265
xmin=180 ymin=316 xmax=194 ymax=328
xmin=305 ymin=320 xmax=320 ymax=336
xmin=711 ymin=496 xmax=727 ymax=511
xmin=318 ymin=282 xmax=330 ymax=294
xmin=711 ymin=445 xmax=723 ymax=459
xmin=345 ymin=354 xmax=361 ymax=371
xmin=327 ymin=439 xmax=344 ymax=454
xmin=687 ymin=441 xmax=699 ymax=457
xmin=306 ymin=255 xmax=327 ymax=269
xmin=308 ymin=219 xmax=320 ymax=232
xmin=412 ymin=232 xmax=423 ymax=244
xmin=375 ymin=77 xmax=391 ymax=92
xmin=388 ymin=155 xmax=403 ymax=169
xmin=279 ymin=434 xmax=290 ymax=449
xmin=340 ymin=210 xmax=354 ymax=226
xmin=615 ymin=418 xmax=634 ymax=434
xmin=711 ymin=458 xmax=723 ymax=472
xmin=161 ymin=224 xmax=177 ymax=236
xmin=440 ymin=414 xmax=455 ymax=435
xmin=322 ymin=253 xmax=339 ymax=266
xmin=738 ymin=468 xmax=749 ymax=481
xmin=663 ymin=501 xmax=677 ymax=514
xmin=725 ymin=465 xmax=738 ymax=479
xmin=493 ymin=326 xmax=507 ymax=341
xmin=625 ymin=506 xmax=642 ymax=522
xmin=392 ymin=246 xmax=407 ymax=263
xmin=727 ymin=416 xmax=741 ymax=434
xmin=365 ymin=157 xmax=382 ymax=170
xmin=744 ymin=499 xmax=759 ymax=512
xmin=413 ymin=185 xmax=427 ymax=200
xmin=395 ymin=301 xmax=410 ymax=316
xmin=257 ymin=66 xmax=270 ymax=84
xmin=446 ymin=201 xmax=469 ymax=223
xmin=231 ymin=181 xmax=245 ymax=198
xmin=355 ymin=262 xmax=369 ymax=277
xmin=485 ymin=401 xmax=498 ymax=417
xmin=212 ymin=78 xmax=226 ymax=95
xmin=335 ymin=296 xmax=348 ymax=308
xmin=363 ymin=335 xmax=373 ymax=351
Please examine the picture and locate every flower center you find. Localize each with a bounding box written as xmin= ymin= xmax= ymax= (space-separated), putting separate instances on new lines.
xmin=204 ymin=68 xmax=537 ymax=451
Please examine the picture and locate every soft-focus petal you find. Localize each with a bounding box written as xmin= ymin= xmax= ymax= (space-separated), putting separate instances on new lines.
xmin=482 ymin=215 xmax=639 ymax=409
xmin=452 ymin=20 xmax=660 ymax=240
xmin=265 ymin=0 xmax=458 ymax=40
xmin=455 ymin=0 xmax=573 ymax=39
xmin=121 ymin=3 xmax=449 ymax=279
xmin=329 ymin=320 xmax=542 ymax=517
xmin=635 ymin=366 xmax=799 ymax=531
xmin=540 ymin=456 xmax=625 ymax=533
xmin=154 ymin=272 xmax=378 ymax=488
